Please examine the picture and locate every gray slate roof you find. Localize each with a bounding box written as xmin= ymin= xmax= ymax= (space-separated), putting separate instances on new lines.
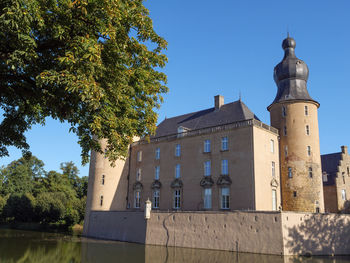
xmin=154 ymin=100 xmax=260 ymax=138
xmin=321 ymin=152 xmax=341 ymax=186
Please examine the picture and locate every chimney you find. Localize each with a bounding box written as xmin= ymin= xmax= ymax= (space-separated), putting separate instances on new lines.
xmin=214 ymin=95 xmax=224 ymax=110
xmin=341 ymin=145 xmax=348 ymax=154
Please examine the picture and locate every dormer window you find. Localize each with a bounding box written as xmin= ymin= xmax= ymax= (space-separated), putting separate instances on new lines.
xmin=177 ymin=126 xmax=189 ymax=138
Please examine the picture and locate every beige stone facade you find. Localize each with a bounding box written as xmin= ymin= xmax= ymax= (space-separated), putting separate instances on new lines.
xmin=127 ymin=119 xmax=280 ymax=212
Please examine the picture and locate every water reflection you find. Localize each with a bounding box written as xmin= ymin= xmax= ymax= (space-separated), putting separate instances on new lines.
xmin=0 ymin=229 xmax=350 ymax=263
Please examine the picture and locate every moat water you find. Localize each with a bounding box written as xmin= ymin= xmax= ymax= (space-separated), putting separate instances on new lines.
xmin=0 ymin=229 xmax=349 ymax=263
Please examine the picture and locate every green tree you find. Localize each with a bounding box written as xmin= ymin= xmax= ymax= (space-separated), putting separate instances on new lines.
xmin=3 ymin=193 xmax=35 ymax=222
xmin=0 ymin=155 xmax=45 ymax=196
xmin=35 ymin=192 xmax=66 ymax=223
xmin=0 ymin=0 xmax=167 ymax=164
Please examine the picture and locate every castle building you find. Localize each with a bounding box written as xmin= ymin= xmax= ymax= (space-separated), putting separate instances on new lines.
xmin=84 ymin=36 xmax=336 ymax=234
xmin=322 ymin=146 xmax=350 ymax=213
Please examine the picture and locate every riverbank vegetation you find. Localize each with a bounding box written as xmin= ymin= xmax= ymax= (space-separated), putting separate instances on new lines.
xmin=0 ymin=155 xmax=87 ymax=229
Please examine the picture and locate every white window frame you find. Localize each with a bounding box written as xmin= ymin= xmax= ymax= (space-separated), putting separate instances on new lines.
xmin=221 ymin=187 xmax=230 ymax=209
xmin=204 ymin=139 xmax=211 ymax=153
xmin=153 ymin=190 xmax=160 ymax=209
xmin=155 ymin=148 xmax=160 ymax=160
xmin=270 ymin=139 xmax=274 ymax=153
xmin=155 ymin=166 xmax=160 ymax=180
xmin=221 ymin=160 xmax=228 ymax=175
xmin=137 ymin=151 xmax=142 ymax=162
xmin=134 ymin=191 xmax=141 ymax=208
xmin=204 ymin=188 xmax=212 ymax=209
xmin=221 ymin=137 xmax=228 ymax=151
xmin=136 ymin=168 xmax=141 ymax=181
xmin=272 ymin=189 xmax=277 ymax=211
xmin=175 ymin=164 xmax=181 ymax=178
xmin=272 ymin=161 xmax=275 ymax=177
xmin=175 ymin=144 xmax=181 ymax=157
xmin=341 ymin=189 xmax=347 ymax=201
xmin=204 ymin=161 xmax=211 ymax=176
xmin=174 ymin=189 xmax=181 ymax=209
xmin=322 ymin=172 xmax=328 ymax=182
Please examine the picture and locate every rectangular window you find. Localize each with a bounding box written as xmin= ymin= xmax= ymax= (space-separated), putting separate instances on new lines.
xmin=342 ymin=189 xmax=347 ymax=201
xmin=155 ymin=148 xmax=160 ymax=160
xmin=284 ymin=145 xmax=288 ymax=157
xmin=282 ymin=106 xmax=286 ymax=117
xmin=309 ymin=167 xmax=313 ymax=178
xmin=100 ymin=195 xmax=103 ymax=206
xmin=175 ymin=164 xmax=181 ymax=178
xmin=134 ymin=191 xmax=141 ymax=208
xmin=322 ymin=172 xmax=328 ymax=182
xmin=270 ymin=140 xmax=274 ymax=153
xmin=136 ymin=168 xmax=141 ymax=181
xmin=155 ymin=166 xmax=160 ymax=180
xmin=137 ymin=151 xmax=142 ymax=162
xmin=305 ymin=105 xmax=309 ymax=116
xmin=306 ymin=125 xmax=310 ymax=135
xmin=307 ymin=146 xmax=311 ymax=156
xmin=283 ymin=126 xmax=287 ymax=136
xmin=174 ymin=189 xmax=181 ymax=209
xmin=221 ymin=160 xmax=228 ymax=175
xmin=293 ymin=191 xmax=297 ymax=197
xmin=272 ymin=189 xmax=277 ymax=211
xmin=272 ymin=161 xmax=275 ymax=177
xmin=153 ymin=190 xmax=160 ymax=209
xmin=221 ymin=187 xmax=230 ymax=209
xmin=288 ymin=167 xmax=292 ymax=178
xmin=204 ymin=161 xmax=211 ymax=176
xmin=204 ymin=188 xmax=212 ymax=209
xmin=347 ymin=167 xmax=349 ymax=176
xmin=204 ymin=139 xmax=211 ymax=153
xmin=101 ymin=174 xmax=105 ymax=185
xmin=221 ymin=137 xmax=228 ymax=151
xmin=175 ymin=144 xmax=181 ymax=157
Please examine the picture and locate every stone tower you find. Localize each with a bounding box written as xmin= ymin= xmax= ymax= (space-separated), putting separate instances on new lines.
xmin=83 ymin=139 xmax=130 ymax=236
xmin=268 ymin=36 xmax=324 ymax=212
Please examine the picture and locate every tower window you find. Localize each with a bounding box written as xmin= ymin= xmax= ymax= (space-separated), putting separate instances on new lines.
xmin=307 ymin=146 xmax=311 ymax=156
xmin=283 ymin=126 xmax=287 ymax=136
xmin=341 ymin=189 xmax=347 ymax=201
xmin=284 ymin=145 xmax=288 ymax=157
xmin=288 ymin=167 xmax=293 ymax=178
xmin=100 ymin=195 xmax=103 ymax=206
xmin=293 ymin=191 xmax=297 ymax=197
xmin=270 ymin=140 xmax=274 ymax=153
xmin=322 ymin=172 xmax=328 ymax=182
xmin=305 ymin=106 xmax=309 ymax=116
xmin=136 ymin=168 xmax=141 ymax=181
xmin=309 ymin=167 xmax=313 ymax=178
xmin=282 ymin=106 xmax=287 ymax=117
xmin=272 ymin=189 xmax=277 ymax=211
xmin=101 ymin=174 xmax=105 ymax=185
xmin=175 ymin=144 xmax=181 ymax=157
xmin=343 ymin=176 xmax=345 ymax=184
xmin=306 ymin=125 xmax=310 ymax=135
xmin=221 ymin=160 xmax=228 ymax=175
xmin=204 ymin=161 xmax=211 ymax=176
xmin=221 ymin=137 xmax=228 ymax=151
xmin=272 ymin=161 xmax=275 ymax=177
xmin=153 ymin=190 xmax=160 ymax=209
xmin=175 ymin=164 xmax=181 ymax=178
xmin=155 ymin=148 xmax=160 ymax=160
xmin=155 ymin=166 xmax=160 ymax=180
xmin=347 ymin=167 xmax=349 ymax=176
xmin=137 ymin=151 xmax=142 ymax=162
xmin=204 ymin=139 xmax=211 ymax=153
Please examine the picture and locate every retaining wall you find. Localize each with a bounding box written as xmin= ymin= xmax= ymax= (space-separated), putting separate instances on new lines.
xmin=85 ymin=210 xmax=350 ymax=256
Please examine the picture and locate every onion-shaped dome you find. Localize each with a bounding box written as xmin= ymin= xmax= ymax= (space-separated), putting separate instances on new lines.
xmin=269 ymin=36 xmax=319 ymax=108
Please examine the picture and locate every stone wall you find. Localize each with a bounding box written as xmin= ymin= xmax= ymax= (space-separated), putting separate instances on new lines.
xmin=85 ymin=210 xmax=350 ymax=256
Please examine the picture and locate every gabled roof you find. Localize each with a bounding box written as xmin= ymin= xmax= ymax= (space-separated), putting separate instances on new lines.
xmin=321 ymin=152 xmax=342 ymax=186
xmin=154 ymin=100 xmax=260 ymax=138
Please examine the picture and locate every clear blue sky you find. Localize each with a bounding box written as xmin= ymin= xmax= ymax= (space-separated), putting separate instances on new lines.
xmin=1 ymin=0 xmax=350 ymax=177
